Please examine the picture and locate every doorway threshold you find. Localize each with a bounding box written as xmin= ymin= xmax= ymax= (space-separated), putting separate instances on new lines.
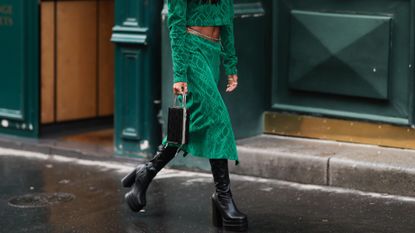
xmin=0 ymin=128 xmax=138 ymax=163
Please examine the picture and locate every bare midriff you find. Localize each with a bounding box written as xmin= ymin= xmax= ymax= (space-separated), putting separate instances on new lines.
xmin=187 ymin=26 xmax=221 ymax=40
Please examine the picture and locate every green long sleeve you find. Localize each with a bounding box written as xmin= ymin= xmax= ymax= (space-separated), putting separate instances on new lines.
xmin=221 ymin=21 xmax=238 ymax=75
xmin=167 ymin=0 xmax=190 ymax=83
xmin=220 ymin=0 xmax=238 ymax=76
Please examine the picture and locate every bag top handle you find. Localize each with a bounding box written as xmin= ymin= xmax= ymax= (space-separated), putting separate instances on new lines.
xmin=173 ymin=93 xmax=187 ymax=108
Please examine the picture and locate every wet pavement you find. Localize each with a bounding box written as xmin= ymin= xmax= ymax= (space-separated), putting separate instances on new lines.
xmin=1 ymin=149 xmax=415 ymax=233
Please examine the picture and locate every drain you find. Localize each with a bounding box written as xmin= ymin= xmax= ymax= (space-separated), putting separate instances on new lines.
xmin=8 ymin=192 xmax=75 ymax=208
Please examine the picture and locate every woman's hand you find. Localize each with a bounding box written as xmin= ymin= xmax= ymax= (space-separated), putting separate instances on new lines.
xmin=226 ymin=74 xmax=238 ymax=92
xmin=173 ymin=82 xmax=188 ymax=95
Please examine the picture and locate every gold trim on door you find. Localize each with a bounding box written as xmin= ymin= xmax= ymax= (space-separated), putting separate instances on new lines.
xmin=265 ymin=112 xmax=415 ymax=149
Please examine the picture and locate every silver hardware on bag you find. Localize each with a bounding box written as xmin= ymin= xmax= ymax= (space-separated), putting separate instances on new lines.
xmin=173 ymin=92 xmax=187 ymax=108
xmin=182 ymin=93 xmax=187 ymax=145
xmin=175 ymin=93 xmax=187 ymax=145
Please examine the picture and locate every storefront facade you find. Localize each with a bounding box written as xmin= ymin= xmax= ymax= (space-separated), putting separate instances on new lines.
xmin=162 ymin=0 xmax=415 ymax=150
xmin=1 ymin=0 xmax=415 ymax=159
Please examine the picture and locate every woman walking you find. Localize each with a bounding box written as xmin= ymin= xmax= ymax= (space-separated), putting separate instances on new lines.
xmin=121 ymin=0 xmax=248 ymax=231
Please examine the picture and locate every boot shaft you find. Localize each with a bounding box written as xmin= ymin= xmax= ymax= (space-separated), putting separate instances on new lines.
xmin=209 ymin=159 xmax=231 ymax=195
xmin=149 ymin=144 xmax=178 ymax=172
xmin=134 ymin=144 xmax=178 ymax=187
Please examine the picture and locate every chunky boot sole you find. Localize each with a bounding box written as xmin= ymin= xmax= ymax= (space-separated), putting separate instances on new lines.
xmin=125 ymin=190 xmax=145 ymax=212
xmin=211 ymin=198 xmax=248 ymax=232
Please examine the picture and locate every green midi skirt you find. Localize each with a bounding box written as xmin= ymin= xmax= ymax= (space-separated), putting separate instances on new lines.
xmin=162 ymin=32 xmax=239 ymax=165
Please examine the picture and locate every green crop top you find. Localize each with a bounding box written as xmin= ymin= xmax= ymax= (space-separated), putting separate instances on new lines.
xmin=167 ymin=0 xmax=238 ymax=83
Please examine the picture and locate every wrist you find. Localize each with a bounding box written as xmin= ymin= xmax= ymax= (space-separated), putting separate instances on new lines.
xmin=227 ymin=74 xmax=238 ymax=82
xmin=225 ymin=67 xmax=237 ymax=76
xmin=173 ymin=74 xmax=187 ymax=83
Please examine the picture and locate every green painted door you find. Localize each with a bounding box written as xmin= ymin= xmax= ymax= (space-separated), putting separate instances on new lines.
xmin=272 ymin=0 xmax=415 ymax=125
xmin=0 ymin=0 xmax=39 ymax=137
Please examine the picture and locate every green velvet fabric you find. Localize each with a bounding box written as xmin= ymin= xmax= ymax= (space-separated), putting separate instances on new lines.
xmin=162 ymin=33 xmax=239 ymax=165
xmin=167 ymin=0 xmax=238 ymax=83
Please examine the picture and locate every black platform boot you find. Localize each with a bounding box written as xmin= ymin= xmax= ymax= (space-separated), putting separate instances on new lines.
xmin=122 ymin=144 xmax=178 ymax=212
xmin=209 ymin=159 xmax=248 ymax=232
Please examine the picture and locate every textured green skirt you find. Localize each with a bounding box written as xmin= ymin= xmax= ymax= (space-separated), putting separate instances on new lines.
xmin=161 ymin=32 xmax=239 ymax=165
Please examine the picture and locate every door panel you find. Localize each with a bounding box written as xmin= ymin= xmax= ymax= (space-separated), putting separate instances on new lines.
xmin=56 ymin=1 xmax=98 ymax=121
xmin=0 ymin=1 xmax=24 ymax=118
xmin=0 ymin=0 xmax=39 ymax=136
xmin=41 ymin=0 xmax=114 ymax=123
xmin=272 ymin=0 xmax=413 ymax=125
xmin=98 ymin=0 xmax=115 ymax=116
xmin=41 ymin=1 xmax=55 ymax=124
xmin=289 ymin=10 xmax=391 ymax=100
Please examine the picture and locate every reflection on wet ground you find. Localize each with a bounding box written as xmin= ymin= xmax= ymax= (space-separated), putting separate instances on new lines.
xmin=1 ymin=152 xmax=415 ymax=233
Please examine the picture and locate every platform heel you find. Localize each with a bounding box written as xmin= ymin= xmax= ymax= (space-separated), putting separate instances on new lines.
xmin=211 ymin=196 xmax=223 ymax=227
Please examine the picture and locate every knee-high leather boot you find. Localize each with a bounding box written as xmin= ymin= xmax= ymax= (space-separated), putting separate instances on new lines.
xmin=209 ymin=159 xmax=248 ymax=231
xmin=122 ymin=144 xmax=178 ymax=212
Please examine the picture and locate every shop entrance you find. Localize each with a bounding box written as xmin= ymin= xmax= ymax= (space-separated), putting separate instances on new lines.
xmin=0 ymin=0 xmax=162 ymax=157
xmin=40 ymin=0 xmax=115 ymax=150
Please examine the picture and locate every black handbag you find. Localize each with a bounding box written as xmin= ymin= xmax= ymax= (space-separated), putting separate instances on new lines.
xmin=166 ymin=93 xmax=190 ymax=145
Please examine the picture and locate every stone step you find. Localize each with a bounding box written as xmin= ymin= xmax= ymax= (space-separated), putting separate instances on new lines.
xmin=231 ymin=134 xmax=415 ymax=197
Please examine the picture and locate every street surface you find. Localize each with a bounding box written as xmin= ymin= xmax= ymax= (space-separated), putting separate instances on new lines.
xmin=1 ymin=148 xmax=414 ymax=233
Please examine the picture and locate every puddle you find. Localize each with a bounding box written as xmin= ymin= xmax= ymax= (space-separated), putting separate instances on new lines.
xmin=8 ymin=192 xmax=75 ymax=208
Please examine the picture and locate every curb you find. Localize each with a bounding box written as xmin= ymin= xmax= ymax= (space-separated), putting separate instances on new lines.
xmin=232 ymin=134 xmax=415 ymax=198
xmin=1 ymin=133 xmax=415 ymax=198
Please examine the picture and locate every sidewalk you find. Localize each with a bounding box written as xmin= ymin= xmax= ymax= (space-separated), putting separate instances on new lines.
xmin=1 ymin=133 xmax=415 ymax=198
